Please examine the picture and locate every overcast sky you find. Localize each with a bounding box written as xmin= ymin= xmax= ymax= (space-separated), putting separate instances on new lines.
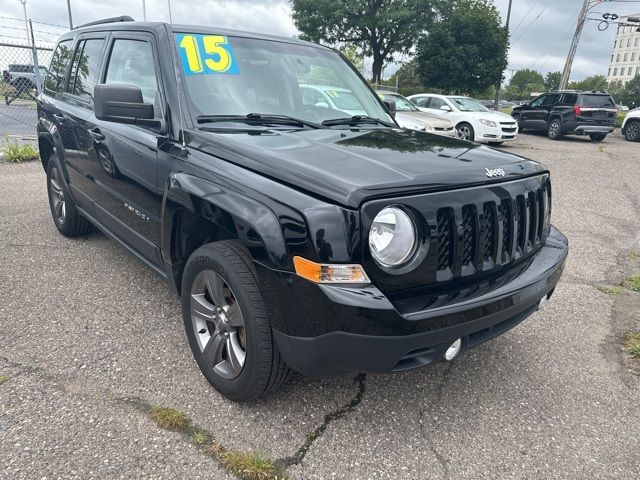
xmin=1 ymin=0 xmax=638 ymax=81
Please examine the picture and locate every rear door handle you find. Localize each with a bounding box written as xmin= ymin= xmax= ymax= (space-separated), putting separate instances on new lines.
xmin=87 ymin=127 xmax=105 ymax=142
xmin=53 ymin=113 xmax=65 ymax=121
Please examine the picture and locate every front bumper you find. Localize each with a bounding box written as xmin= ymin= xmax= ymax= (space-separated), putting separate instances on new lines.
xmin=475 ymin=124 xmax=518 ymax=143
xmin=270 ymin=226 xmax=568 ymax=377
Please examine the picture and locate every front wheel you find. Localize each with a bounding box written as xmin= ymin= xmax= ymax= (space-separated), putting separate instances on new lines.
xmin=547 ymin=119 xmax=563 ymax=140
xmin=512 ymin=113 xmax=523 ymax=131
xmin=589 ymin=133 xmax=607 ymax=142
xmin=624 ymin=121 xmax=640 ymax=142
xmin=181 ymin=241 xmax=291 ymax=402
xmin=457 ymin=122 xmax=475 ymax=141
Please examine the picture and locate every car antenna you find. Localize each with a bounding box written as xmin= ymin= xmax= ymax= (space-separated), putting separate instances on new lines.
xmin=167 ymin=0 xmax=189 ymax=157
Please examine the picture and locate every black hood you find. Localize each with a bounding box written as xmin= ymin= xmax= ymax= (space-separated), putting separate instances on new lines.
xmin=189 ymin=128 xmax=545 ymax=208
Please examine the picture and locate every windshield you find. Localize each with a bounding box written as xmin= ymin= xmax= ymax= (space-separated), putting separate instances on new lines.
xmin=581 ymin=95 xmax=615 ymax=108
xmin=175 ymin=33 xmax=392 ymax=126
xmin=380 ymin=93 xmax=418 ymax=111
xmin=447 ymin=97 xmax=488 ymax=112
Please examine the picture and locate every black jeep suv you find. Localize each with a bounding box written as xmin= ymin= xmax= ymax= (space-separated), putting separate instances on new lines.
xmin=37 ymin=17 xmax=568 ymax=401
xmin=511 ymin=90 xmax=617 ymax=141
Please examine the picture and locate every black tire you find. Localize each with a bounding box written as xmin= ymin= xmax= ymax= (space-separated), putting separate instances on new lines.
xmin=512 ymin=113 xmax=523 ymax=131
xmin=589 ymin=133 xmax=607 ymax=142
xmin=456 ymin=122 xmax=475 ymax=141
xmin=181 ymin=240 xmax=291 ymax=402
xmin=547 ymin=118 xmax=563 ymax=140
xmin=624 ymin=121 xmax=640 ymax=142
xmin=46 ymin=155 xmax=92 ymax=237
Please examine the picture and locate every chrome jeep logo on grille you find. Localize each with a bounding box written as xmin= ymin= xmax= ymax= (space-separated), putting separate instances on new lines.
xmin=485 ymin=168 xmax=506 ymax=178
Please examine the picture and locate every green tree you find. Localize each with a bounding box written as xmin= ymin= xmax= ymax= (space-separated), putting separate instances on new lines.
xmin=622 ymin=75 xmax=640 ymax=108
xmin=607 ymin=80 xmax=626 ymax=104
xmin=544 ymin=71 xmax=562 ymax=91
xmin=291 ymin=0 xmax=445 ymax=83
xmin=340 ymin=44 xmax=364 ymax=72
xmin=415 ymin=0 xmax=508 ymax=95
xmin=386 ymin=59 xmax=427 ymax=96
xmin=505 ymin=69 xmax=545 ymax=100
xmin=569 ymin=75 xmax=607 ymax=92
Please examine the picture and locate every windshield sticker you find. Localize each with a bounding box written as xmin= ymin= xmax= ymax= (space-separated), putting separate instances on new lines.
xmin=176 ymin=34 xmax=239 ymax=75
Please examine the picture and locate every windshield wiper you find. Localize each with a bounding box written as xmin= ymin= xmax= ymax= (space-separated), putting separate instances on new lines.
xmin=196 ymin=113 xmax=322 ymax=129
xmin=321 ymin=115 xmax=396 ymax=128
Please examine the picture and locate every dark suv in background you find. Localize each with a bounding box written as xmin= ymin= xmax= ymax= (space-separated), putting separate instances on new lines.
xmin=37 ymin=17 xmax=568 ymax=401
xmin=511 ymin=90 xmax=617 ymax=142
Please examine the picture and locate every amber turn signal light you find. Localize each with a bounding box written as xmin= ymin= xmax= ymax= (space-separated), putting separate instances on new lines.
xmin=293 ymin=256 xmax=370 ymax=284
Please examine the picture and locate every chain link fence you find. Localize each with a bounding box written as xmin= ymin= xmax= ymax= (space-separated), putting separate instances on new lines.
xmin=0 ymin=16 xmax=66 ymax=158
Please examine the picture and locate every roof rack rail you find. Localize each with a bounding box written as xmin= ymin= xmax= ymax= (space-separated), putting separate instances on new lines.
xmin=76 ymin=16 xmax=135 ymax=29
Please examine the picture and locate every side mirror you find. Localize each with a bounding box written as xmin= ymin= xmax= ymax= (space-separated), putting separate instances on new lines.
xmin=94 ymin=84 xmax=158 ymax=126
xmin=440 ymin=105 xmax=452 ymax=112
xmin=383 ymin=99 xmax=396 ymax=117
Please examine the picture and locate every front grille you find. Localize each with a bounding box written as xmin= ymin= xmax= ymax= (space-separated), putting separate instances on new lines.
xmin=461 ymin=206 xmax=475 ymax=265
xmin=362 ymin=174 xmax=551 ymax=296
xmin=437 ymin=210 xmax=453 ymax=270
xmin=431 ymin=176 xmax=549 ymax=274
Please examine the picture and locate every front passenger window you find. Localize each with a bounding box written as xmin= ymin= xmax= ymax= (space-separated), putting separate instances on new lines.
xmin=104 ymin=39 xmax=159 ymax=107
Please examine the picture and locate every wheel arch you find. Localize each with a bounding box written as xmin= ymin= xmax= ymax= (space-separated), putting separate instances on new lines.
xmin=162 ymin=172 xmax=289 ymax=295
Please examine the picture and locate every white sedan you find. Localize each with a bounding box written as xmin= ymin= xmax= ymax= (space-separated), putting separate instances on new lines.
xmin=407 ymin=93 xmax=518 ymax=145
xmin=621 ymin=108 xmax=640 ymax=142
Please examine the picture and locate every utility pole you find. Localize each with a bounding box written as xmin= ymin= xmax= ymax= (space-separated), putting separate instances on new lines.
xmin=66 ymin=0 xmax=73 ymax=29
xmin=560 ymin=0 xmax=590 ymax=90
xmin=142 ymin=0 xmax=147 ymax=21
xmin=19 ymin=0 xmax=31 ymax=46
xmin=494 ymin=0 xmax=513 ymax=111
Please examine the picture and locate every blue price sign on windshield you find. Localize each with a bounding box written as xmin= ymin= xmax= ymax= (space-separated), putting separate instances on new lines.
xmin=176 ymin=33 xmax=239 ymax=75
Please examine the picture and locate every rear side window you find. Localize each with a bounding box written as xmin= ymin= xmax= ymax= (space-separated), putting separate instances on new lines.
xmin=44 ymin=39 xmax=73 ymax=93
xmin=104 ymin=39 xmax=159 ymax=105
xmin=580 ymin=95 xmax=615 ymax=108
xmin=562 ymin=94 xmax=578 ymax=105
xmin=542 ymin=94 xmax=560 ymax=105
xmin=68 ymin=38 xmax=106 ymax=101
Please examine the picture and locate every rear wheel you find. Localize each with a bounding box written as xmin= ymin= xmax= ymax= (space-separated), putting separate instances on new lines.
xmin=547 ymin=119 xmax=563 ymax=140
xmin=46 ymin=156 xmax=92 ymax=237
xmin=589 ymin=133 xmax=607 ymax=142
xmin=456 ymin=122 xmax=475 ymax=141
xmin=181 ymin=241 xmax=291 ymax=402
xmin=624 ymin=121 xmax=640 ymax=142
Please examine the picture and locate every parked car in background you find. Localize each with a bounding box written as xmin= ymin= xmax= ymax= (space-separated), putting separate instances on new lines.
xmin=2 ymin=63 xmax=47 ymax=94
xmin=511 ymin=90 xmax=616 ymax=142
xmin=408 ymin=93 xmax=518 ymax=145
xmin=377 ymin=91 xmax=457 ymax=137
xmin=300 ymin=84 xmax=367 ymax=117
xmin=621 ymin=108 xmax=640 ymax=141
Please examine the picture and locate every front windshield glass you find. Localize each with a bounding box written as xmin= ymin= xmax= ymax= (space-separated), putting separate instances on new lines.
xmin=382 ymin=93 xmax=418 ymax=111
xmin=175 ymin=33 xmax=392 ymax=125
xmin=447 ymin=97 xmax=488 ymax=112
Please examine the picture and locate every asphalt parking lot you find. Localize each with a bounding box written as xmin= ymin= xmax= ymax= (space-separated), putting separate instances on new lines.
xmin=1 ymin=131 xmax=639 ymax=479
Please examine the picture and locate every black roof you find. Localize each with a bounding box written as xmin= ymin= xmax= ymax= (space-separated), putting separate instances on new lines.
xmin=59 ymin=18 xmax=326 ymax=51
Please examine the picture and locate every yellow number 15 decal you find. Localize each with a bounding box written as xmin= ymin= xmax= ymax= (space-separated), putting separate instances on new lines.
xmin=176 ymin=34 xmax=239 ymax=75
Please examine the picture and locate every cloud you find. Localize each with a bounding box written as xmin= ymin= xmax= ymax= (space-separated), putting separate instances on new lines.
xmin=0 ymin=0 xmax=635 ymax=80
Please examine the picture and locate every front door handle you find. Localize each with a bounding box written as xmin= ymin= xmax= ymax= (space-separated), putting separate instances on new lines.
xmin=53 ymin=113 xmax=65 ymax=121
xmin=87 ymin=127 xmax=105 ymax=142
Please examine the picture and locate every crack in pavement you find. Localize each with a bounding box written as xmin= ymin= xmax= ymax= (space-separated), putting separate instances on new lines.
xmin=419 ymin=363 xmax=453 ymax=479
xmin=274 ymin=373 xmax=367 ymax=471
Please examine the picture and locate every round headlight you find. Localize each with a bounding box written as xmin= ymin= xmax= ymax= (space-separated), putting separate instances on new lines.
xmin=369 ymin=207 xmax=417 ymax=267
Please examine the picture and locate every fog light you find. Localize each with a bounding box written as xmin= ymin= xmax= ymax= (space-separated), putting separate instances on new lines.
xmin=444 ymin=338 xmax=462 ymax=361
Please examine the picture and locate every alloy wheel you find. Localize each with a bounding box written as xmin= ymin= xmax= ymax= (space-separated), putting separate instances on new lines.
xmin=627 ymin=123 xmax=639 ymax=141
xmin=458 ymin=125 xmax=472 ymax=140
xmin=190 ymin=270 xmax=246 ymax=380
xmin=49 ymin=165 xmax=66 ymax=224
